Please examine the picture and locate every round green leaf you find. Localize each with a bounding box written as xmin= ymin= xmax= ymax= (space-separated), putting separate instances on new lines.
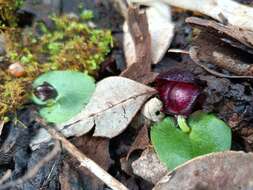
xmin=32 ymin=71 xmax=95 ymax=124
xmin=151 ymin=117 xmax=193 ymax=170
xmin=188 ymin=111 xmax=232 ymax=156
xmin=151 ymin=111 xmax=231 ymax=170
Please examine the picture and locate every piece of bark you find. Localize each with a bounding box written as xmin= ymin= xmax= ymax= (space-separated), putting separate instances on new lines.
xmin=154 ymin=151 xmax=253 ymax=190
xmin=121 ymin=6 xmax=157 ymax=84
xmin=124 ymin=2 xmax=174 ymax=65
xmin=132 ymin=148 xmax=168 ymax=184
xmin=127 ymin=125 xmax=150 ymax=160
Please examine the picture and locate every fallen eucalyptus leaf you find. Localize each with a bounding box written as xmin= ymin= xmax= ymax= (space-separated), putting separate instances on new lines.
xmin=60 ymin=76 xmax=156 ymax=138
xmin=154 ymin=151 xmax=253 ymax=190
xmin=124 ymin=2 xmax=174 ymax=66
xmin=130 ymin=0 xmax=253 ymax=31
xmin=32 ymin=71 xmax=95 ymax=124
xmin=151 ymin=111 xmax=231 ymax=170
xmin=132 ymin=148 xmax=168 ymax=184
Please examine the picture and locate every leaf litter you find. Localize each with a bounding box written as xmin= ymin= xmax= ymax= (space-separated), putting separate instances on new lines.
xmin=1 ymin=0 xmax=253 ymax=190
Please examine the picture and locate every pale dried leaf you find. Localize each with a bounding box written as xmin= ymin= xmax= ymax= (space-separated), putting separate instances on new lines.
xmin=130 ymin=0 xmax=253 ymax=31
xmin=60 ymin=77 xmax=156 ymax=138
xmin=154 ymin=151 xmax=253 ymax=190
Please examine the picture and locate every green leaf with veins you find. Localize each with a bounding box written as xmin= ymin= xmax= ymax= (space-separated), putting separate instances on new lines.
xmin=32 ymin=71 xmax=95 ymax=124
xmin=151 ymin=111 xmax=231 ymax=170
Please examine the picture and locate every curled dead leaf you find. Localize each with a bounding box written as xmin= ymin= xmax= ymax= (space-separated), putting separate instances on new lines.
xmin=154 ymin=151 xmax=253 ymax=190
xmin=187 ymin=17 xmax=253 ymax=77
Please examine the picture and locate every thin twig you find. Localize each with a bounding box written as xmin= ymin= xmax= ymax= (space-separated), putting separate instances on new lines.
xmin=37 ymin=118 xmax=129 ymax=190
xmin=0 ymin=141 xmax=61 ymax=190
xmin=0 ymin=170 xmax=12 ymax=185
xmin=168 ymin=47 xmax=253 ymax=79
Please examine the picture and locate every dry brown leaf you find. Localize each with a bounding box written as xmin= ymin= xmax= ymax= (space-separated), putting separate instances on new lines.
xmin=186 ymin=17 xmax=253 ymax=53
xmin=187 ymin=17 xmax=253 ymax=77
xmin=154 ymin=151 xmax=253 ymax=190
xmin=127 ymin=125 xmax=150 ymax=160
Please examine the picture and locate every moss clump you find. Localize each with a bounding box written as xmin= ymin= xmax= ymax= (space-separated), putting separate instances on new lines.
xmin=0 ymin=14 xmax=113 ymax=119
xmin=0 ymin=0 xmax=24 ymax=27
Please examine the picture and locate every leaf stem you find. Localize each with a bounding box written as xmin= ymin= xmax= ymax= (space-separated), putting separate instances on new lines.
xmin=177 ymin=115 xmax=190 ymax=133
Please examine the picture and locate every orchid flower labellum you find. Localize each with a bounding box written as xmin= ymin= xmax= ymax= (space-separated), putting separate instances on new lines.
xmin=155 ymin=69 xmax=203 ymax=116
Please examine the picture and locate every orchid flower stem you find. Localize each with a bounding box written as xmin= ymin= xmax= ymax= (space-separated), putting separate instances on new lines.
xmin=177 ymin=115 xmax=190 ymax=133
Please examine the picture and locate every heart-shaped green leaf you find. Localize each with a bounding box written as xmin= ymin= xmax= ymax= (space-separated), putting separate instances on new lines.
xmin=32 ymin=71 xmax=95 ymax=124
xmin=151 ymin=111 xmax=231 ymax=170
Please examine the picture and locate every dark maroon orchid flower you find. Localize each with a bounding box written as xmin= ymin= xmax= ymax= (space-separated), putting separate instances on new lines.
xmin=34 ymin=82 xmax=58 ymax=101
xmin=155 ymin=69 xmax=203 ymax=116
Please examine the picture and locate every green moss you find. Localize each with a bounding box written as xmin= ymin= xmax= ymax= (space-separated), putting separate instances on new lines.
xmin=0 ymin=0 xmax=24 ymax=27
xmin=0 ymin=14 xmax=113 ymax=119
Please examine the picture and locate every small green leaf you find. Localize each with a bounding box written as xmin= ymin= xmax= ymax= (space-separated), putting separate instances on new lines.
xmin=32 ymin=71 xmax=95 ymax=124
xmin=151 ymin=111 xmax=231 ymax=170
xmin=80 ymin=10 xmax=94 ymax=20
